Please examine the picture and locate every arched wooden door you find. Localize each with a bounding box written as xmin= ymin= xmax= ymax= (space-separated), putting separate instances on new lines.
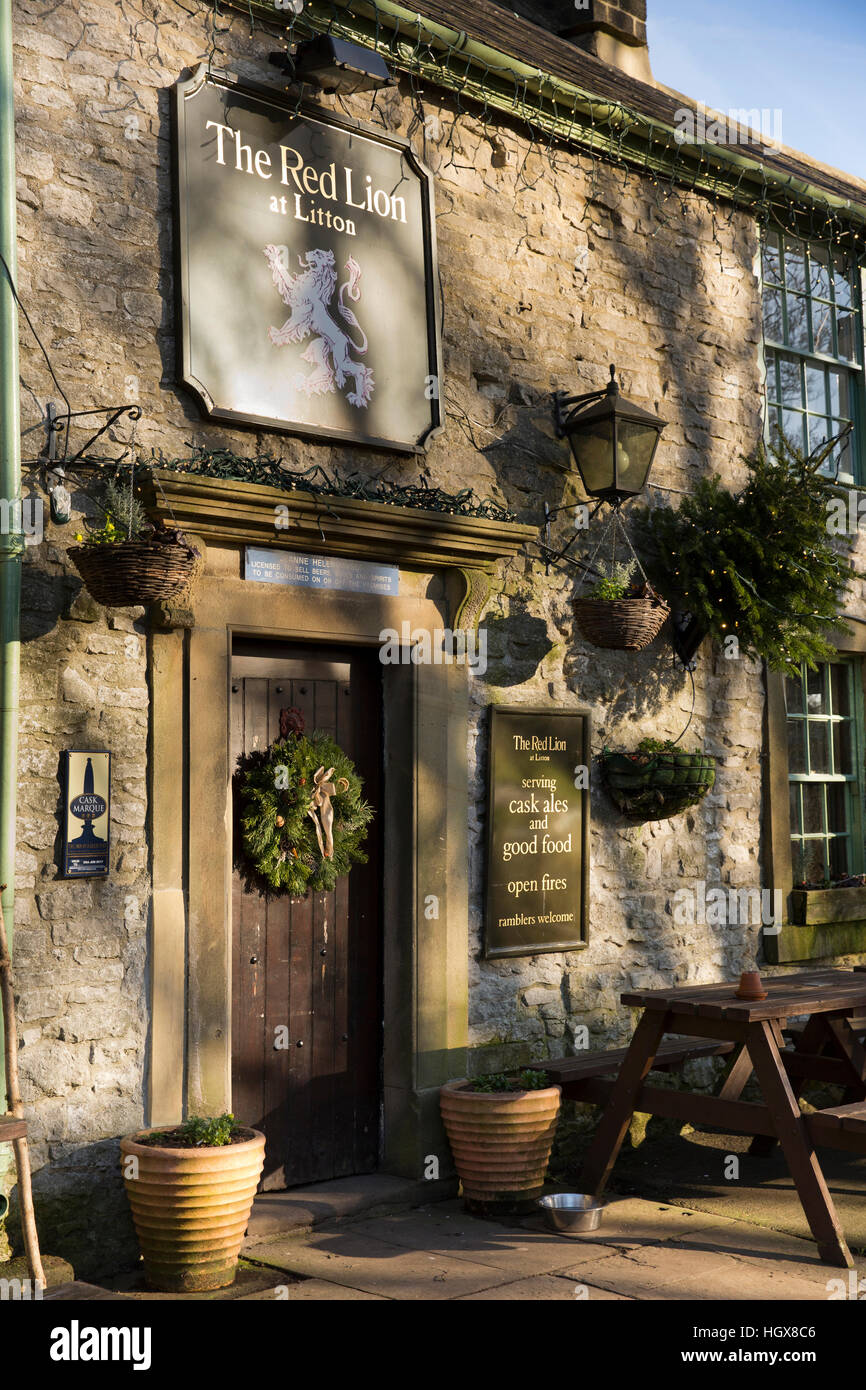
xmin=230 ymin=638 xmax=382 ymax=1188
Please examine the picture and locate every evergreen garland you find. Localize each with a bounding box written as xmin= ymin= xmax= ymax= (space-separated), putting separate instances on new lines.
xmin=236 ymin=724 xmax=373 ymax=896
xmin=634 ymin=436 xmax=855 ymax=673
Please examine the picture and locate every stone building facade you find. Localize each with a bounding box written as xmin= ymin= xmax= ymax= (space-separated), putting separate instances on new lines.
xmin=3 ymin=0 xmax=866 ymax=1275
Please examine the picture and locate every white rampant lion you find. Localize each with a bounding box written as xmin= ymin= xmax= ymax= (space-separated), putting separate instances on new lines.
xmin=264 ymin=245 xmax=375 ymax=409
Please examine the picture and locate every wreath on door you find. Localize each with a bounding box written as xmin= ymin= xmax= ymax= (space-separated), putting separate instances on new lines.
xmin=235 ymin=707 xmax=374 ymax=896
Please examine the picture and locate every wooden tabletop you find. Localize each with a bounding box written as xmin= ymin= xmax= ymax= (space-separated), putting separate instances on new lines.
xmin=621 ymin=970 xmax=866 ymax=1022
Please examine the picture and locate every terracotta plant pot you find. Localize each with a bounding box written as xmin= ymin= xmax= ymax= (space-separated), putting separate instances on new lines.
xmin=440 ymin=1080 xmax=561 ymax=1213
xmin=120 ymin=1126 xmax=265 ymax=1292
xmin=735 ymin=970 xmax=768 ymax=1001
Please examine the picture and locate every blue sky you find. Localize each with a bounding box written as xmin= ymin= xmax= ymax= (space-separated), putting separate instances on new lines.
xmin=646 ymin=0 xmax=866 ymax=182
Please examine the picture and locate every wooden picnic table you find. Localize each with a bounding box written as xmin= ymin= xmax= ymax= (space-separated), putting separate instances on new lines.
xmin=574 ymin=970 xmax=866 ymax=1268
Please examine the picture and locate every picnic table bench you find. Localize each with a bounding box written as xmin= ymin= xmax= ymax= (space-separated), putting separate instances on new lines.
xmin=536 ymin=970 xmax=866 ymax=1268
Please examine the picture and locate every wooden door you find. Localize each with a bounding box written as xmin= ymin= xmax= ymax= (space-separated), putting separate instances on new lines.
xmin=230 ymin=639 xmax=382 ymax=1189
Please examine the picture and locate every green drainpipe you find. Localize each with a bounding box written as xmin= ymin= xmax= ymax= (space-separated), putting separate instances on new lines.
xmin=0 ymin=0 xmax=22 ymax=1169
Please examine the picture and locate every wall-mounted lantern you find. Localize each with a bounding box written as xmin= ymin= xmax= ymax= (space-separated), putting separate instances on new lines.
xmin=553 ymin=363 xmax=666 ymax=505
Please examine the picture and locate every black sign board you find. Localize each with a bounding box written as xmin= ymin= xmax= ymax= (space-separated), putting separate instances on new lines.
xmin=485 ymin=708 xmax=590 ymax=958
xmin=62 ymin=751 xmax=111 ymax=878
xmin=173 ymin=66 xmax=443 ymax=453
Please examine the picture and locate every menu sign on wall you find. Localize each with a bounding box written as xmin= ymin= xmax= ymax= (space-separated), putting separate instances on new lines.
xmin=485 ymin=708 xmax=590 ymax=958
xmin=173 ymin=67 xmax=443 ymax=452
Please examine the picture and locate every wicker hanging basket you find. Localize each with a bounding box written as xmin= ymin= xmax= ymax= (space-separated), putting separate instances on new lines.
xmin=68 ymin=532 xmax=199 ymax=608
xmin=601 ymin=748 xmax=716 ymax=822
xmin=572 ymin=591 xmax=669 ymax=651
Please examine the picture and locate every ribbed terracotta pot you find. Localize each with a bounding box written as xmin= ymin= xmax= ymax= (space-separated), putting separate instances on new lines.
xmin=120 ymin=1126 xmax=265 ymax=1292
xmin=440 ymin=1080 xmax=561 ymax=1213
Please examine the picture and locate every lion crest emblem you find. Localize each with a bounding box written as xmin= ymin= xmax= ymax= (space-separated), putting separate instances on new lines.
xmin=264 ymin=245 xmax=374 ymax=409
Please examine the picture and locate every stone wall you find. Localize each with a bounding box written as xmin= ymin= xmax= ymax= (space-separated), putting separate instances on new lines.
xmin=7 ymin=0 xmax=866 ymax=1274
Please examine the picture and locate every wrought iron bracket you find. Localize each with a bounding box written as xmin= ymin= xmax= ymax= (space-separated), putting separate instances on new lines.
xmin=43 ymin=401 xmax=142 ymax=466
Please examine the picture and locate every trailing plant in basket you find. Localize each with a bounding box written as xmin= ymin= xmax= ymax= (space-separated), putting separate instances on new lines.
xmin=634 ymin=435 xmax=855 ymax=673
xmin=587 ymin=559 xmax=638 ymax=601
xmin=69 ymin=465 xmax=199 ymax=607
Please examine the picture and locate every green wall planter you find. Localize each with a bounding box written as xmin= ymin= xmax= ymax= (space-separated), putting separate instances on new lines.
xmin=601 ymin=750 xmax=716 ymax=822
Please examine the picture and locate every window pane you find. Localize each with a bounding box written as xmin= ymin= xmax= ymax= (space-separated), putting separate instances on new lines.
xmin=785 ymin=239 xmax=808 ymax=294
xmin=810 ymin=244 xmax=832 ymax=301
xmin=765 ymin=349 xmax=778 ymax=402
xmin=763 ymin=231 xmax=782 ymax=284
xmin=827 ymin=368 xmax=851 ymax=419
xmin=806 ymin=665 xmax=825 ymax=712
xmin=780 ymin=356 xmax=802 ymax=407
xmin=827 ymin=784 xmax=849 ymax=833
xmin=833 ymin=252 xmax=854 ymax=309
xmin=781 ymin=410 xmax=805 ymax=451
xmin=789 ymin=717 xmax=811 ymax=772
xmin=805 ymin=363 xmax=826 ymax=412
xmin=829 ymin=836 xmax=850 ymax=879
xmin=785 ymin=670 xmax=804 ymax=715
xmin=812 ymin=300 xmax=833 ymax=354
xmin=802 ymin=782 xmax=824 ymax=832
xmin=831 ymin=424 xmax=854 ymax=477
xmin=786 ymin=293 xmax=810 ymax=350
xmin=809 ymin=414 xmax=832 ymax=459
xmin=836 ymin=306 xmax=859 ymax=362
xmin=787 ymin=718 xmax=806 ymax=772
xmin=763 ymin=285 xmax=784 ymax=341
xmin=801 ymin=839 xmax=827 ymax=883
xmin=790 ymin=783 xmax=802 ymax=834
xmin=809 ymin=721 xmax=830 ymax=772
xmin=792 ymin=840 xmax=807 ymax=879
xmin=830 ymin=663 xmax=851 ymax=718
xmin=832 ymin=722 xmax=853 ymax=776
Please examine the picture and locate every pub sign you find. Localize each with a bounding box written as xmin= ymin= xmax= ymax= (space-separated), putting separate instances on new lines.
xmin=485 ymin=708 xmax=590 ymax=958
xmin=62 ymin=751 xmax=111 ymax=878
xmin=173 ymin=67 xmax=443 ymax=452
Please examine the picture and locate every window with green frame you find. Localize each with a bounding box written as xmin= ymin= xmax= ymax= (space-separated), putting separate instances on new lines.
xmin=761 ymin=231 xmax=862 ymax=484
xmin=786 ymin=658 xmax=865 ymax=884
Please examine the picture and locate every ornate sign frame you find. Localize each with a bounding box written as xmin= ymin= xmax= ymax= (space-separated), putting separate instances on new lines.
xmin=172 ymin=66 xmax=444 ymax=453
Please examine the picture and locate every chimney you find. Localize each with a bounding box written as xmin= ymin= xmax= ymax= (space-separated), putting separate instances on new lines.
xmin=562 ymin=1 xmax=653 ymax=84
xmin=489 ymin=1 xmax=654 ymax=85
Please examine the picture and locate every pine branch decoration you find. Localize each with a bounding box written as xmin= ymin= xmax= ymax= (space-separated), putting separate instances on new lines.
xmin=634 ymin=435 xmax=855 ymax=673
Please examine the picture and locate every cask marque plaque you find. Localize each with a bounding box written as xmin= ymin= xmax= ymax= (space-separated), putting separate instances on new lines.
xmin=485 ymin=707 xmax=590 ymax=958
xmin=173 ymin=66 xmax=443 ymax=452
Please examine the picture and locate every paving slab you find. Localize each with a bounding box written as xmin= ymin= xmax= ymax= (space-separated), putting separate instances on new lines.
xmin=347 ymin=1201 xmax=620 ymax=1275
xmin=244 ymin=1174 xmax=456 ymax=1246
xmin=458 ymin=1274 xmax=633 ymax=1301
xmin=608 ymin=1130 xmax=866 ymax=1255
xmin=522 ymin=1195 xmax=722 ymax=1250
xmin=98 ymin=1262 xmax=294 ymax=1301
xmin=561 ymin=1243 xmax=842 ymax=1302
xmin=245 ymin=1227 xmax=522 ymax=1300
xmin=235 ymin=1278 xmax=388 ymax=1301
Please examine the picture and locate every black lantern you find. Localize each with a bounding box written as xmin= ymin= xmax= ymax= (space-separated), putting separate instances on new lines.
xmin=553 ymin=364 xmax=666 ymax=503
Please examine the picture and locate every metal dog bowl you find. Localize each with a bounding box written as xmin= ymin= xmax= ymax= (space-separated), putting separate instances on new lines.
xmin=538 ymin=1192 xmax=606 ymax=1235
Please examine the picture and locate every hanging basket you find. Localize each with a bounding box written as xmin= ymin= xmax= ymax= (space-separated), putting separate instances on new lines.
xmin=572 ymin=592 xmax=669 ymax=651
xmin=601 ymin=748 xmax=716 ymax=821
xmin=68 ymin=532 xmax=199 ymax=608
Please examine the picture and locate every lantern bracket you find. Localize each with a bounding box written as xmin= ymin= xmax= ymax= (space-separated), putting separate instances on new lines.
xmin=553 ymin=364 xmax=617 ymax=439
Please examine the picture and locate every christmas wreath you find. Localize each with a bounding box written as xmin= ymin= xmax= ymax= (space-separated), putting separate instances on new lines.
xmin=236 ymin=707 xmax=374 ymax=896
